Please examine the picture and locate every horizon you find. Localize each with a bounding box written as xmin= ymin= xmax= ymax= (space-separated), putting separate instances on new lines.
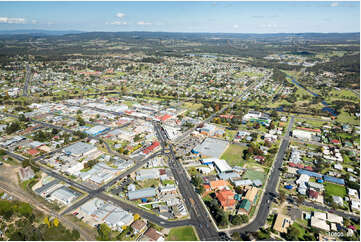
xmin=1 ymin=29 xmax=360 ymax=35
xmin=0 ymin=1 xmax=360 ymax=33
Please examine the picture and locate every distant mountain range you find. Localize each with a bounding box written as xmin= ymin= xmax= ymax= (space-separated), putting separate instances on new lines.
xmin=0 ymin=29 xmax=359 ymax=37
xmin=0 ymin=29 xmax=84 ymax=36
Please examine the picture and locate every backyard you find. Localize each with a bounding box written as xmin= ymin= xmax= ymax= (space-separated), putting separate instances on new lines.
xmin=324 ymin=182 xmax=346 ymax=197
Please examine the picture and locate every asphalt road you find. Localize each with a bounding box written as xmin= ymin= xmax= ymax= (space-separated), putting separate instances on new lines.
xmin=23 ymin=64 xmax=32 ymax=97
xmin=229 ymin=116 xmax=295 ymax=235
xmin=289 ymin=196 xmax=360 ymax=221
xmin=154 ymin=122 xmax=220 ymax=241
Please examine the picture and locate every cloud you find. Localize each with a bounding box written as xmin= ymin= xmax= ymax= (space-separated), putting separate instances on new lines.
xmin=330 ymin=2 xmax=339 ymax=7
xmin=116 ymin=13 xmax=125 ymax=19
xmin=233 ymin=24 xmax=239 ymax=29
xmin=107 ymin=21 xmax=127 ymax=25
xmin=252 ymin=15 xmax=264 ymax=19
xmin=137 ymin=21 xmax=152 ymax=25
xmin=261 ymin=23 xmax=278 ymax=28
xmin=0 ymin=17 xmax=26 ymax=24
xmin=31 ymin=20 xmax=38 ymax=24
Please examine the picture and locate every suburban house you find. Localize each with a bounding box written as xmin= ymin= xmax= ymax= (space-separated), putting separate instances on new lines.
xmin=273 ymin=214 xmax=292 ymax=233
xmin=216 ymin=189 xmax=236 ymax=210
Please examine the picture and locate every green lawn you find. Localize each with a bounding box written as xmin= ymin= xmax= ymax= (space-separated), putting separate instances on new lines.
xmin=324 ymin=182 xmax=346 ymax=197
xmin=220 ymin=144 xmax=245 ymax=167
xmin=167 ymin=226 xmax=199 ymax=241
xmin=243 ymin=169 xmax=266 ymax=183
xmin=138 ymin=179 xmax=160 ymax=189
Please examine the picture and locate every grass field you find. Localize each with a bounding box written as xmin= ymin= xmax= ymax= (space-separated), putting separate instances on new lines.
xmin=324 ymin=182 xmax=346 ymax=197
xmin=295 ymin=118 xmax=330 ymax=128
xmin=220 ymin=144 xmax=245 ymax=167
xmin=234 ymin=71 xmax=264 ymax=78
xmin=325 ymin=89 xmax=359 ymax=103
xmin=243 ymin=169 xmax=266 ymax=183
xmin=336 ymin=109 xmax=360 ymax=125
xmin=167 ymin=226 xmax=198 ymax=241
xmin=182 ymin=102 xmax=203 ymax=111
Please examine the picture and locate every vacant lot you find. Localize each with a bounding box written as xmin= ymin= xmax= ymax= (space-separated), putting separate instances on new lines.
xmin=324 ymin=182 xmax=346 ymax=197
xmin=166 ymin=226 xmax=198 ymax=241
xmin=220 ymin=144 xmax=245 ymax=167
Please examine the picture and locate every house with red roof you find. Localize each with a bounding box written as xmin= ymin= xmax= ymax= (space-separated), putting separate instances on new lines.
xmin=308 ymin=189 xmax=319 ymax=200
xmin=158 ymin=114 xmax=172 ymax=122
xmin=143 ymin=141 xmax=160 ymax=154
xmin=216 ymin=189 xmax=236 ymax=210
xmin=27 ymin=149 xmax=40 ymax=156
xmin=331 ymin=139 xmax=341 ymax=145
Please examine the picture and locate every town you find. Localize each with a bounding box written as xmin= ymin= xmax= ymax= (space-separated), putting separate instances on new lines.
xmin=0 ymin=2 xmax=360 ymax=241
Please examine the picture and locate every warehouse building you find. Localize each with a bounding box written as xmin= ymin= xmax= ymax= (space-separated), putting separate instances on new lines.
xmin=128 ymin=187 xmax=157 ymax=200
xmin=86 ymin=125 xmax=110 ymax=136
xmin=48 ymin=186 xmax=80 ymax=205
xmin=63 ymin=142 xmax=97 ymax=157
xmin=193 ymin=138 xmax=229 ymax=158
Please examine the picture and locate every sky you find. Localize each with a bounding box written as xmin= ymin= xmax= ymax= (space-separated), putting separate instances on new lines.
xmin=0 ymin=1 xmax=359 ymax=33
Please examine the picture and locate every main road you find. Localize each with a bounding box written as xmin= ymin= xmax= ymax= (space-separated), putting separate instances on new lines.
xmin=229 ymin=116 xmax=294 ymax=235
xmin=154 ymin=122 xmax=221 ymax=241
xmin=23 ymin=64 xmax=32 ymax=97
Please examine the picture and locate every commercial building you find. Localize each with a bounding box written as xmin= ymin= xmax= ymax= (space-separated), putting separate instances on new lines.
xmin=48 ymin=186 xmax=79 ymax=205
xmin=213 ymin=159 xmax=233 ymax=173
xmin=86 ymin=125 xmax=110 ymax=136
xmin=136 ymin=169 xmax=160 ymax=181
xmin=128 ymin=187 xmax=156 ymax=200
xmin=192 ymin=138 xmax=229 ymax=158
xmin=292 ymin=129 xmax=315 ymax=141
xmin=63 ymin=142 xmax=97 ymax=157
xmin=77 ymin=198 xmax=133 ymax=230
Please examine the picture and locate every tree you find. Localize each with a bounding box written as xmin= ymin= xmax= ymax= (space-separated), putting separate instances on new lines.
xmin=43 ymin=216 xmax=50 ymax=228
xmin=71 ymin=229 xmax=80 ymax=240
xmin=271 ymin=110 xmax=278 ymax=118
xmin=97 ymin=223 xmax=112 ymax=241
xmin=18 ymin=114 xmax=28 ymax=122
xmin=279 ymin=190 xmax=286 ymax=204
xmin=198 ymin=185 xmax=205 ymax=195
xmin=76 ymin=115 xmax=85 ymax=126
xmin=295 ymin=194 xmax=305 ymax=205
xmin=22 ymin=159 xmax=31 ymax=168
xmin=230 ymin=215 xmax=242 ymax=225
xmin=53 ymin=217 xmax=59 ymax=227
xmin=133 ymin=213 xmax=140 ymax=221
xmin=285 ymin=224 xmax=301 ymax=240
xmin=232 ymin=232 xmax=241 ymax=241
xmin=240 ymin=214 xmax=249 ymax=223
